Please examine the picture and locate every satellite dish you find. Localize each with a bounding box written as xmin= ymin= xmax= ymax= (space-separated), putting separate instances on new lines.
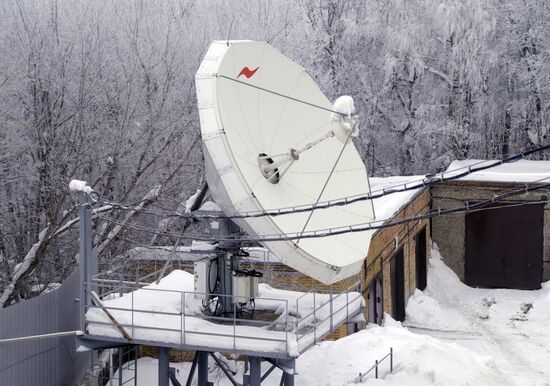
xmin=195 ymin=41 xmax=375 ymax=284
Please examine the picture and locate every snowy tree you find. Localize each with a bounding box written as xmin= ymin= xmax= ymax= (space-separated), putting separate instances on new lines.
xmin=1 ymin=0 xmax=550 ymax=305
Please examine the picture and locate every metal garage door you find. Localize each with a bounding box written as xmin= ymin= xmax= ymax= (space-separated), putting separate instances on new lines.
xmin=390 ymin=248 xmax=406 ymax=321
xmin=465 ymin=203 xmax=543 ymax=290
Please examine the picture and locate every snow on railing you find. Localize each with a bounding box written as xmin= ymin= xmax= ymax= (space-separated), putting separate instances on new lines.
xmin=83 ymin=266 xmax=364 ymax=357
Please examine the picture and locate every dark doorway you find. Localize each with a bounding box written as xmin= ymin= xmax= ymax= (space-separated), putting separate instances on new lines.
xmin=390 ymin=248 xmax=406 ymax=322
xmin=415 ymin=228 xmax=427 ymax=290
xmin=465 ymin=203 xmax=543 ymax=290
xmin=367 ymin=274 xmax=383 ymax=325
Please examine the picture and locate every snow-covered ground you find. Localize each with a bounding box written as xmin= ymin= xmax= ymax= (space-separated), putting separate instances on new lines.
xmin=404 ymin=246 xmax=550 ymax=385
xmin=114 ymin=321 xmax=507 ymax=385
xmin=112 ymin=245 xmax=550 ymax=385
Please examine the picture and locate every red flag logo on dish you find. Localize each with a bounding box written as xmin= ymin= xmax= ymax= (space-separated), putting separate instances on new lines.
xmin=237 ymin=66 xmax=259 ymax=79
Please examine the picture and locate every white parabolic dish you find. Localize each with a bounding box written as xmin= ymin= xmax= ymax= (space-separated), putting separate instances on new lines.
xmin=195 ymin=41 xmax=375 ymax=284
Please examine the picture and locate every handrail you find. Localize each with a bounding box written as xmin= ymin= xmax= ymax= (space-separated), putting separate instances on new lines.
xmin=0 ymin=330 xmax=84 ymax=344
xmin=84 ymin=273 xmax=364 ymax=356
xmin=355 ymin=348 xmax=393 ymax=383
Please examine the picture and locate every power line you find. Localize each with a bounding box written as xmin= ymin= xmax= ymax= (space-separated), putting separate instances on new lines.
xmin=93 ymin=177 xmax=550 ymax=244
xmin=97 ymin=142 xmax=550 ymax=221
xmin=215 ymin=144 xmax=550 ymax=219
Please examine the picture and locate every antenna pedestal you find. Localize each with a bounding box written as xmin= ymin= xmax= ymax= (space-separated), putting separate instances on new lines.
xmin=195 ymin=206 xmax=258 ymax=317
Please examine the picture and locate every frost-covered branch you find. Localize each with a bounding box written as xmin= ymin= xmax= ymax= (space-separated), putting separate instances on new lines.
xmin=95 ymin=185 xmax=161 ymax=257
xmin=0 ymin=226 xmax=49 ymax=307
xmin=52 ymin=205 xmax=114 ymax=238
xmin=424 ymin=65 xmax=452 ymax=86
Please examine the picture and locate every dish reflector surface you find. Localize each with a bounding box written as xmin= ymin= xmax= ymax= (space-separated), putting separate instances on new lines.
xmin=196 ymin=41 xmax=375 ymax=284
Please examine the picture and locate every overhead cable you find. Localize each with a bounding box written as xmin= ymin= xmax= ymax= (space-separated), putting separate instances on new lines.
xmin=94 ymin=177 xmax=550 ymax=244
xmin=98 ymin=143 xmax=550 ymax=220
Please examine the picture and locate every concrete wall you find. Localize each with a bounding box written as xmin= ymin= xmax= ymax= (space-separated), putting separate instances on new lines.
xmin=431 ymin=182 xmax=550 ymax=283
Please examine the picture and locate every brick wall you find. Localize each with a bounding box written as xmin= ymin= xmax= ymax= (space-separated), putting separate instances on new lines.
xmin=361 ymin=189 xmax=431 ymax=320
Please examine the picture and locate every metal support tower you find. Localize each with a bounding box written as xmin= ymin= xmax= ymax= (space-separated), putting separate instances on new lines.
xmin=76 ymin=185 xmax=300 ymax=386
xmin=78 ymin=191 xmax=95 ymax=331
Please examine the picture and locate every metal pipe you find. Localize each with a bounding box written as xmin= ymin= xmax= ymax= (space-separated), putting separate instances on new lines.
xmin=79 ymin=191 xmax=92 ymax=332
xmin=284 ymin=359 xmax=296 ymax=386
xmin=284 ymin=372 xmax=295 ymax=386
xmin=390 ymin=347 xmax=393 ymax=373
xmin=261 ymin=364 xmax=277 ymax=382
xmin=209 ymin=353 xmax=240 ymax=386
xmin=185 ymin=353 xmax=199 ymax=386
xmin=108 ymin=349 xmax=114 ymax=386
xmin=134 ymin=347 xmax=138 ymax=386
xmin=0 ymin=330 xmax=83 ymax=344
xmin=156 ymin=237 xmax=181 ymax=284
xmin=285 ymin=300 xmax=289 ymax=355
xmin=295 ymin=298 xmax=299 ymax=336
xmin=118 ymin=347 xmax=124 ymax=386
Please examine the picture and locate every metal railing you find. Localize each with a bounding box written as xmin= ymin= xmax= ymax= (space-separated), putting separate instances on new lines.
xmin=84 ymin=266 xmax=364 ymax=357
xmin=96 ymin=346 xmax=138 ymax=386
xmin=294 ymin=281 xmax=363 ymax=346
xmin=355 ymin=348 xmax=393 ymax=383
xmin=86 ymin=281 xmax=291 ymax=353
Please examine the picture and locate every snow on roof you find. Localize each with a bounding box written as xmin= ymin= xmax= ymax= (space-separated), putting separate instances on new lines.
xmin=445 ymin=159 xmax=550 ymax=184
xmin=370 ymin=176 xmax=424 ymax=221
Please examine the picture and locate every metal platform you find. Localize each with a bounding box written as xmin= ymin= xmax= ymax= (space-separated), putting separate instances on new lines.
xmin=75 ymin=191 xmax=365 ymax=385
xmin=81 ymin=270 xmax=363 ymax=359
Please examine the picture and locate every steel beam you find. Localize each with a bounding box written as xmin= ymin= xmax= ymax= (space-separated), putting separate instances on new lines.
xmin=284 ymin=359 xmax=295 ymax=386
xmin=118 ymin=347 xmax=124 ymax=386
xmin=159 ymin=347 xmax=170 ymax=386
xmin=284 ymin=372 xmax=294 ymax=386
xmin=249 ymin=357 xmax=261 ymax=386
xmin=186 ymin=353 xmax=199 ymax=386
xmin=197 ymin=351 xmax=209 ymax=386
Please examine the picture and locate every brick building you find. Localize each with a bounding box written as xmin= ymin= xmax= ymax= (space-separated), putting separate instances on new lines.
xmin=431 ymin=159 xmax=550 ymax=290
